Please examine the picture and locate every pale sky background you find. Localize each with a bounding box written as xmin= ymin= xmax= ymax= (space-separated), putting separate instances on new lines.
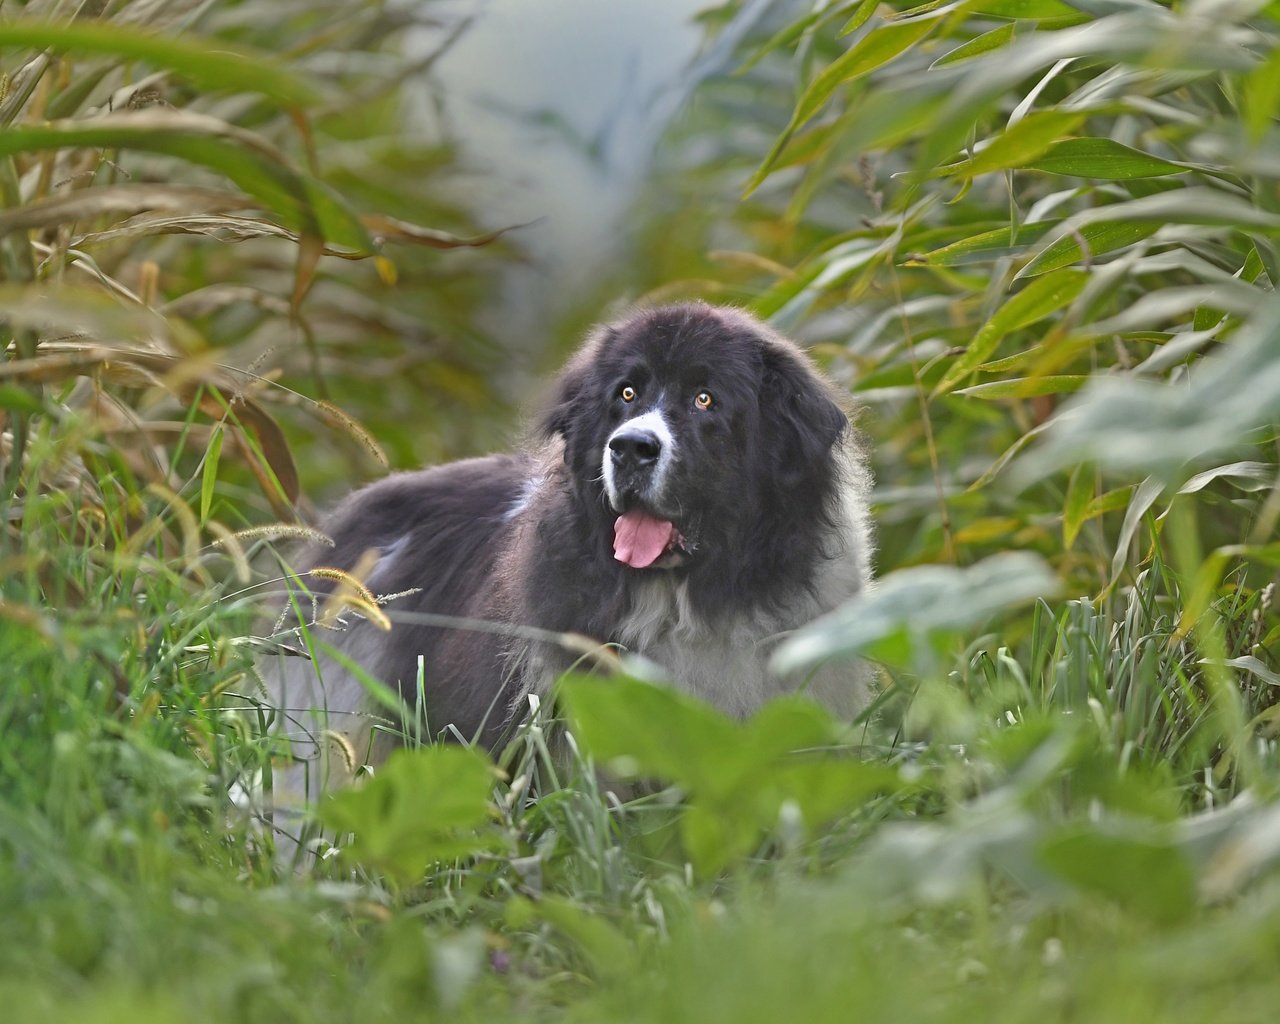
xmin=408 ymin=0 xmax=766 ymax=334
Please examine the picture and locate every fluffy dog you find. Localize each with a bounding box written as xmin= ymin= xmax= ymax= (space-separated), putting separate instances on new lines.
xmin=265 ymin=303 xmax=874 ymax=798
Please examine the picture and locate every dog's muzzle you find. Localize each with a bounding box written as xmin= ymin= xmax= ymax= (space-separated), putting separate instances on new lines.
xmin=609 ymin=427 xmax=662 ymax=475
xmin=601 ymin=412 xmax=686 ymax=569
xmin=602 ymin=410 xmax=675 ymax=512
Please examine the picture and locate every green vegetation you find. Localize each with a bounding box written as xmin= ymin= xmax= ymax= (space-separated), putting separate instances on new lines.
xmin=2 ymin=0 xmax=1279 ymax=1021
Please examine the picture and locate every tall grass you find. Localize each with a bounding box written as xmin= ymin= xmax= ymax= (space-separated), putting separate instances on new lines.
xmin=2 ymin=1 xmax=1280 ymax=1022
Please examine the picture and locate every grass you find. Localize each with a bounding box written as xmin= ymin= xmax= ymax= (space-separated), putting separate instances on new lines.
xmin=2 ymin=0 xmax=1280 ymax=1021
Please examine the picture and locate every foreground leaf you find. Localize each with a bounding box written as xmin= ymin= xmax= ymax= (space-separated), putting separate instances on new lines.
xmin=0 ymin=112 xmax=370 ymax=249
xmin=318 ymin=746 xmax=500 ymax=884
xmin=0 ymin=20 xmax=321 ymax=107
xmin=772 ymin=552 xmax=1060 ymax=673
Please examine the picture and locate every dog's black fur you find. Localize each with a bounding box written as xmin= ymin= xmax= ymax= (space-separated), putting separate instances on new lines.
xmin=265 ymin=303 xmax=874 ymax=795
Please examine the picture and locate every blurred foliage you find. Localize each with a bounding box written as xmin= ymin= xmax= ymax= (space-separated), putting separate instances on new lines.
xmin=624 ymin=0 xmax=1280 ymax=586
xmin=4 ymin=0 xmax=1280 ymax=1022
xmin=0 ymin=0 xmax=513 ymax=536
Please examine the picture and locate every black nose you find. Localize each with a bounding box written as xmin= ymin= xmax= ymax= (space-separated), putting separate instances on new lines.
xmin=609 ymin=428 xmax=662 ymax=469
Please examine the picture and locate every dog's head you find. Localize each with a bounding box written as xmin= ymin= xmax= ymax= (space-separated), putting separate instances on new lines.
xmin=542 ymin=303 xmax=848 ymax=588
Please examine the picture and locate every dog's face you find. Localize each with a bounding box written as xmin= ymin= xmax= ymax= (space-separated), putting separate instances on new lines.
xmin=544 ymin=303 xmax=848 ymax=579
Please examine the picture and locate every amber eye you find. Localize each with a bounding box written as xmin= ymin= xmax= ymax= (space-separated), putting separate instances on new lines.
xmin=620 ymin=384 xmax=637 ymax=403
xmin=694 ymin=390 xmax=714 ymax=411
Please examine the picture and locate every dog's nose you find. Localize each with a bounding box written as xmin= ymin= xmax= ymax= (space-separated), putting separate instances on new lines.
xmin=609 ymin=429 xmax=662 ymax=469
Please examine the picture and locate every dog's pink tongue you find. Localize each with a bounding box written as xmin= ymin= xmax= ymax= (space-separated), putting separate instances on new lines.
xmin=613 ymin=511 xmax=676 ymax=569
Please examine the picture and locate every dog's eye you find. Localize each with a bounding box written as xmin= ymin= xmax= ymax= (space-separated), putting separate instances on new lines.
xmin=694 ymin=390 xmax=714 ymax=411
xmin=619 ymin=384 xmax=637 ymax=403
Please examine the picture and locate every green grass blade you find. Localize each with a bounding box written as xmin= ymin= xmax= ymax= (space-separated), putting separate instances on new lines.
xmin=0 ymin=112 xmax=370 ymax=250
xmin=0 ymin=20 xmax=322 ymax=107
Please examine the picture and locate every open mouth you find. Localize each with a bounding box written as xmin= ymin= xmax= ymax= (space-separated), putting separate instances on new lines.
xmin=612 ymin=509 xmax=689 ymax=569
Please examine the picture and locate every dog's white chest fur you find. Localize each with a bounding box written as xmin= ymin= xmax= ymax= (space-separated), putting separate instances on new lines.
xmin=611 ymin=514 xmax=871 ymax=719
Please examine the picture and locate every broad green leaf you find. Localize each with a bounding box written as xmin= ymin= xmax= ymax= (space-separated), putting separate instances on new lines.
xmin=0 ymin=112 xmax=370 ymax=250
xmin=318 ymin=746 xmax=500 ymax=884
xmin=561 ymin=676 xmax=898 ymax=875
xmin=558 ymin=675 xmax=741 ymax=793
xmin=683 ymin=802 xmax=765 ymax=876
xmin=1026 ymin=137 xmax=1185 ymax=178
xmin=0 ymin=20 xmax=321 ymax=107
xmin=1019 ymin=219 xmax=1160 ymax=277
xmin=1242 ymin=43 xmax=1280 ymax=144
xmin=955 ymin=374 xmax=1088 ymax=398
xmin=739 ymin=699 xmax=844 ymax=765
xmin=933 ymin=269 xmax=1088 ymax=397
xmin=765 ymin=759 xmax=905 ymax=828
xmin=1240 ymin=245 xmax=1268 ymax=285
xmin=772 ymin=552 xmax=1059 ymax=673
xmin=944 ymin=110 xmax=1085 ymax=178
xmin=562 ymin=675 xmax=845 ymax=800
xmin=1038 ymin=826 xmax=1196 ymax=924
xmin=932 ymin=22 xmax=1016 ymax=66
xmin=506 ymin=896 xmax=633 ymax=979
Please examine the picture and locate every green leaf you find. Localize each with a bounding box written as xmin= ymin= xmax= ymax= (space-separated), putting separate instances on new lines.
xmin=1062 ymin=464 xmax=1093 ymax=549
xmin=199 ymin=426 xmax=224 ymax=526
xmin=839 ymin=0 xmax=881 ymax=36
xmin=1038 ymin=826 xmax=1197 ymax=924
xmin=794 ymin=16 xmax=938 ymax=129
xmin=745 ymin=15 xmax=938 ymax=194
xmin=506 ymin=897 xmax=633 ymax=980
xmin=966 ymin=0 xmax=1082 ymax=16
xmin=0 ymin=112 xmax=370 ymax=250
xmin=1019 ymin=219 xmax=1160 ymax=277
xmin=0 ymin=20 xmax=321 ymax=107
xmin=1178 ymin=461 xmax=1274 ymax=495
xmin=944 ymin=110 xmax=1085 ymax=178
xmin=932 ymin=22 xmax=1016 ymax=67
xmin=1026 ymin=137 xmax=1185 ymax=179
xmin=955 ymin=374 xmax=1088 ymax=398
xmin=1110 ymin=476 xmax=1165 ymax=585
xmin=317 ymin=746 xmax=500 ymax=884
xmin=558 ymin=675 xmax=741 ymax=794
xmin=1207 ymin=655 xmax=1280 ymax=688
xmin=0 ymin=384 xmax=44 ymax=414
xmin=1242 ymin=43 xmax=1280 ymax=144
xmin=933 ymin=268 xmax=1088 ymax=397
xmin=561 ymin=676 xmax=901 ymax=875
xmin=909 ymin=221 xmax=1055 ymax=267
xmin=737 ymin=6 xmax=827 ymax=75
xmin=1016 ymin=299 xmax=1280 ymax=484
xmin=765 ymin=759 xmax=903 ymax=828
xmin=772 ymin=552 xmax=1059 ymax=674
xmin=683 ymin=802 xmax=764 ymax=876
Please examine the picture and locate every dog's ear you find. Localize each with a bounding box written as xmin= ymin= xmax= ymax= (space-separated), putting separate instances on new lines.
xmin=759 ymin=339 xmax=847 ymax=486
xmin=537 ymin=328 xmax=610 ymax=438
xmin=538 ymin=357 xmax=586 ymax=438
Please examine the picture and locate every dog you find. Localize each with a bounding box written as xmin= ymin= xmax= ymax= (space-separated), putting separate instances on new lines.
xmin=263 ymin=302 xmax=875 ymax=802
